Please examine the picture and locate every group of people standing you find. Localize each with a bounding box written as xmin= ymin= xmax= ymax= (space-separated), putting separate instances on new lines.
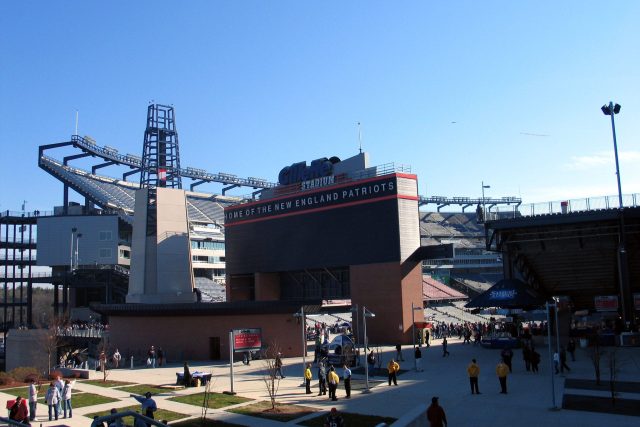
xmin=305 ymin=360 xmax=352 ymax=401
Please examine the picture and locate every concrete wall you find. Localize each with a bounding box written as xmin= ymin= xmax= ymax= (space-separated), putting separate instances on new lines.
xmin=107 ymin=313 xmax=302 ymax=362
xmin=6 ymin=329 xmax=49 ymax=372
xmin=37 ymin=215 xmax=119 ymax=266
xmin=255 ymin=272 xmax=280 ymax=301
xmin=350 ymin=261 xmax=424 ymax=345
xmin=127 ymin=188 xmax=195 ymax=304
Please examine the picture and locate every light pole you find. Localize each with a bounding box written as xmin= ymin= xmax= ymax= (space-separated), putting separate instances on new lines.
xmin=601 ymin=102 xmax=632 ymax=329
xmin=411 ymin=303 xmax=422 ymax=371
xmin=75 ymin=233 xmax=83 ymax=269
xmin=481 ymin=182 xmax=490 ymax=221
xmin=350 ymin=304 xmax=360 ymax=364
xmin=294 ymin=306 xmax=307 ymax=386
xmin=363 ymin=306 xmax=375 ymax=393
xmin=70 ymin=228 xmax=77 ymax=272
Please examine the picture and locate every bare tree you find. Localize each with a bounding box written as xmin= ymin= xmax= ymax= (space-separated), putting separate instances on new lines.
xmin=608 ymin=349 xmax=619 ymax=406
xmin=38 ymin=315 xmax=67 ymax=375
xmin=261 ymin=342 xmax=282 ymax=411
xmin=588 ymin=337 xmax=603 ymax=385
xmin=98 ymin=335 xmax=110 ymax=382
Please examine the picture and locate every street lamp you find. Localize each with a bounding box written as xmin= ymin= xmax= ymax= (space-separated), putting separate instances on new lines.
xmin=601 ymin=101 xmax=632 ymax=328
xmin=411 ymin=302 xmax=423 ymax=371
xmin=350 ymin=304 xmax=360 ymax=363
xmin=481 ymin=182 xmax=490 ymax=221
xmin=362 ymin=306 xmax=375 ymax=393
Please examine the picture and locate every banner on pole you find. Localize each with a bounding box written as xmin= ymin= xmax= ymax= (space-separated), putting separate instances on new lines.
xmin=233 ymin=328 xmax=262 ymax=352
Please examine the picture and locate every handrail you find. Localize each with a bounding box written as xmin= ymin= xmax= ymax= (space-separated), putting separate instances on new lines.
xmin=492 ymin=193 xmax=640 ymax=218
xmin=90 ymin=410 xmax=168 ymax=427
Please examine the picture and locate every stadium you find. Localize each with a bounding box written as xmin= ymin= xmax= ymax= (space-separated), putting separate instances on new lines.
xmin=1 ymin=104 xmax=639 ymax=370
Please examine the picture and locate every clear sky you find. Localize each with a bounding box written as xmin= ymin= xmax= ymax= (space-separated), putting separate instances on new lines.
xmin=1 ymin=1 xmax=639 ymax=212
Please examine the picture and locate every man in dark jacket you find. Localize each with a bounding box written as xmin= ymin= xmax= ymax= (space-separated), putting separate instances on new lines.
xmin=426 ymin=396 xmax=447 ymax=427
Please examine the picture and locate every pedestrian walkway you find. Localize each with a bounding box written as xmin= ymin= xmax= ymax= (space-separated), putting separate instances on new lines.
xmin=2 ymin=337 xmax=640 ymax=426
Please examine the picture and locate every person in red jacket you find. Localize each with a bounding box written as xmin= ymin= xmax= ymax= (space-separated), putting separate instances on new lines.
xmin=9 ymin=396 xmax=30 ymax=424
xmin=426 ymin=396 xmax=447 ymax=427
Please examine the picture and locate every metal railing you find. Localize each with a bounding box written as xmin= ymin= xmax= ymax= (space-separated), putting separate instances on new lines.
xmin=492 ymin=193 xmax=640 ymax=218
xmin=90 ymin=410 xmax=168 ymax=427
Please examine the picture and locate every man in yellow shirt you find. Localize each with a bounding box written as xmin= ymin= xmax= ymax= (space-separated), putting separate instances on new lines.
xmin=496 ymin=359 xmax=509 ymax=394
xmin=327 ymin=366 xmax=340 ymax=401
xmin=304 ymin=363 xmax=312 ymax=394
xmin=388 ymin=359 xmax=400 ymax=386
xmin=467 ymin=359 xmax=480 ymax=394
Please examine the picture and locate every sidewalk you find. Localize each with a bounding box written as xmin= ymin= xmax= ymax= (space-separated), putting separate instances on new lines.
xmin=2 ymin=339 xmax=640 ymax=426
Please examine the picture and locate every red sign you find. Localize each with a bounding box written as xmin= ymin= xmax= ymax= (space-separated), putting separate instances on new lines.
xmin=595 ymin=295 xmax=618 ymax=312
xmin=233 ymin=328 xmax=262 ymax=352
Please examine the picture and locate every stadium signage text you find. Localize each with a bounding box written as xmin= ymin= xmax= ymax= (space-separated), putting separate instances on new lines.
xmin=489 ymin=289 xmax=517 ymax=300
xmin=300 ymin=175 xmax=335 ymax=191
xmin=225 ymin=177 xmax=397 ymax=225
xmin=278 ymin=156 xmax=340 ymax=186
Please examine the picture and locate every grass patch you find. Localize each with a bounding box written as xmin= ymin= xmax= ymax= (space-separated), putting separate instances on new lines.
xmin=298 ymin=412 xmax=397 ymax=426
xmin=0 ymin=385 xmax=29 ymax=395
xmin=87 ymin=404 xmax=188 ymax=424
xmin=170 ymin=392 xmax=252 ymax=409
xmin=83 ymin=379 xmax=135 ymax=388
xmin=228 ymin=401 xmax=317 ymax=422
xmin=54 ymin=392 xmax=119 ymax=408
xmin=171 ymin=418 xmax=246 ymax=427
xmin=116 ymin=384 xmax=173 ymax=396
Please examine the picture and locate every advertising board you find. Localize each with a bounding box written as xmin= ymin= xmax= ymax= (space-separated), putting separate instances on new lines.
xmin=233 ymin=328 xmax=262 ymax=352
xmin=594 ymin=295 xmax=618 ymax=312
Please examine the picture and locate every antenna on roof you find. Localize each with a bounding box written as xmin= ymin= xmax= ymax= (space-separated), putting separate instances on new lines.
xmin=357 ymin=121 xmax=362 ymax=154
xmin=74 ymin=110 xmax=79 ymax=136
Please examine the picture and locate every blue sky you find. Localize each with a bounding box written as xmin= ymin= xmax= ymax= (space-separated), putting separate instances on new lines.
xmin=1 ymin=1 xmax=639 ymax=212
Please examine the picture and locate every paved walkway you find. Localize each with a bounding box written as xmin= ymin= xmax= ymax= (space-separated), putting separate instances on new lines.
xmin=3 ymin=337 xmax=640 ymax=426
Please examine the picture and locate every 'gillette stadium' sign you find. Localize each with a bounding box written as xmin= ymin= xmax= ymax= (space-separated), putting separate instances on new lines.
xmin=278 ymin=156 xmax=340 ymax=186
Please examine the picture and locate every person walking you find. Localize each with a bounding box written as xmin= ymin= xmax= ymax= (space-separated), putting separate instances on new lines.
xmin=317 ymin=362 xmax=327 ymax=396
xmin=61 ymin=379 xmax=76 ymax=418
xmin=496 ymin=359 xmax=509 ymax=394
xmin=567 ymin=339 xmax=576 ymax=362
xmin=327 ymin=366 xmax=340 ymax=401
xmin=45 ymin=382 xmax=61 ymax=421
xmin=54 ymin=375 xmax=64 ymax=416
xmin=425 ymin=328 xmax=431 ymax=347
xmin=395 ymin=344 xmax=404 ymax=361
xmin=342 ymin=364 xmax=352 ymax=398
xmin=522 ymin=344 xmax=531 ymax=372
xmin=157 ymin=347 xmax=164 ymax=367
xmin=553 ymin=351 xmax=560 ymax=374
xmin=531 ymin=349 xmax=541 ymax=373
xmin=467 ymin=358 xmax=481 ymax=394
xmin=27 ymin=378 xmax=38 ymax=421
xmin=560 ymin=346 xmax=571 ymax=373
xmin=442 ymin=337 xmax=450 ymax=357
xmin=387 ymin=359 xmax=400 ymax=386
xmin=415 ymin=346 xmax=423 ymax=372
xmin=367 ymin=350 xmax=376 ymax=376
xmin=148 ymin=346 xmax=156 ymax=368
xmin=501 ymin=347 xmax=513 ymax=373
xmin=275 ymin=353 xmax=285 ymax=378
xmin=113 ymin=349 xmax=122 ymax=369
xmin=426 ymin=396 xmax=448 ymax=427
xmin=304 ymin=363 xmax=312 ymax=394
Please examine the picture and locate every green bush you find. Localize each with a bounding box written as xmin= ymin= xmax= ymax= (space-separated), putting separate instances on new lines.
xmin=0 ymin=371 xmax=15 ymax=386
xmin=9 ymin=367 xmax=40 ymax=383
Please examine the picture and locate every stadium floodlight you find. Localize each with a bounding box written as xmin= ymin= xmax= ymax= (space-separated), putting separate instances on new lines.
xmin=601 ymin=101 xmax=632 ymax=329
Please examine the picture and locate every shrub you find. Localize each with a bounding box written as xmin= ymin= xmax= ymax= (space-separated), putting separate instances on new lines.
xmin=9 ymin=367 xmax=40 ymax=383
xmin=0 ymin=371 xmax=14 ymax=386
xmin=49 ymin=370 xmax=63 ymax=380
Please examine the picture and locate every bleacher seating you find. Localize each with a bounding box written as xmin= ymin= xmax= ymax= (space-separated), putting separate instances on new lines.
xmin=423 ymin=276 xmax=467 ymax=301
xmin=40 ymin=155 xmax=238 ymax=226
xmin=194 ymin=277 xmax=226 ymax=302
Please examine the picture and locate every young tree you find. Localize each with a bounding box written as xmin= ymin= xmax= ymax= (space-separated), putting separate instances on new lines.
xmin=588 ymin=337 xmax=603 ymax=385
xmin=39 ymin=315 xmax=67 ymax=375
xmin=98 ymin=336 xmax=111 ymax=382
xmin=608 ymin=349 xmax=619 ymax=406
xmin=261 ymin=342 xmax=282 ymax=411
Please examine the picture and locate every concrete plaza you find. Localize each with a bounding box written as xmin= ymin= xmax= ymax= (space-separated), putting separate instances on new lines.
xmin=2 ymin=336 xmax=639 ymax=426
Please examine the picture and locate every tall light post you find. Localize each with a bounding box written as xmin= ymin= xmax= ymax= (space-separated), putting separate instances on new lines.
xmin=601 ymin=102 xmax=632 ymax=328
xmin=411 ymin=302 xmax=422 ymax=371
xmin=363 ymin=306 xmax=375 ymax=393
xmin=70 ymin=228 xmax=77 ymax=272
xmin=350 ymin=304 xmax=360 ymax=363
xmin=75 ymin=233 xmax=83 ymax=269
xmin=294 ymin=306 xmax=307 ymax=386
xmin=481 ymin=182 xmax=490 ymax=221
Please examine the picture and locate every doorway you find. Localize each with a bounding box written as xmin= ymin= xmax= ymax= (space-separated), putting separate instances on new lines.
xmin=209 ymin=337 xmax=221 ymax=360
